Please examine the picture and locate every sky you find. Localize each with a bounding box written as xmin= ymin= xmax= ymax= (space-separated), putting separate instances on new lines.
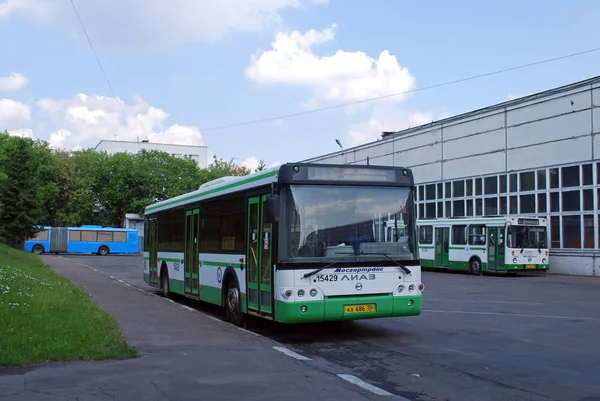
xmin=1 ymin=0 xmax=600 ymax=171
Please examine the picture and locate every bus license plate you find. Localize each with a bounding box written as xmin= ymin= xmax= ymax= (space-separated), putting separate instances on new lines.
xmin=344 ymin=304 xmax=376 ymax=314
xmin=525 ymin=264 xmax=536 ymax=269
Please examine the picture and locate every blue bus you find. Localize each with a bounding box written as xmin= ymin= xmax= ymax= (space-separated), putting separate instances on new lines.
xmin=24 ymin=225 xmax=139 ymax=255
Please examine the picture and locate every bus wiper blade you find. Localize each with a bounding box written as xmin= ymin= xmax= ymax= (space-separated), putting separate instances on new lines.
xmin=302 ymin=261 xmax=339 ymax=279
xmin=357 ymin=252 xmax=412 ymax=275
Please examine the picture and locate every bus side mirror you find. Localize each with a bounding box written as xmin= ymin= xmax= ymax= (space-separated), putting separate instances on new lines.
xmin=265 ymin=194 xmax=280 ymax=223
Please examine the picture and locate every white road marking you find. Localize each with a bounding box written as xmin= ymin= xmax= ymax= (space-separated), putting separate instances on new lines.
xmin=272 ymin=346 xmax=312 ymax=361
xmin=336 ymin=374 xmax=394 ymax=396
xmin=424 ymin=309 xmax=600 ymax=322
xmin=426 ymin=298 xmax=544 ymax=305
xmin=180 ymin=305 xmax=196 ymax=312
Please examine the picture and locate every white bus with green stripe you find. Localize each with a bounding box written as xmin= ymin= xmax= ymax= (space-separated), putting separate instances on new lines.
xmin=143 ymin=162 xmax=424 ymax=325
xmin=417 ymin=216 xmax=550 ymax=275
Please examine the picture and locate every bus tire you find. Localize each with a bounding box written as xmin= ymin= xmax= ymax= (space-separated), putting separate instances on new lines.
xmin=32 ymin=244 xmax=44 ymax=255
xmin=469 ymin=257 xmax=482 ymax=276
xmin=160 ymin=267 xmax=171 ymax=298
xmin=225 ymin=278 xmax=245 ymax=327
xmin=98 ymin=246 xmax=109 ymax=256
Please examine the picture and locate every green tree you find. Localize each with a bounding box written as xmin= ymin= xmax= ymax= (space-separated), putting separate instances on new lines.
xmin=255 ymin=159 xmax=267 ymax=172
xmin=0 ymin=136 xmax=44 ymax=245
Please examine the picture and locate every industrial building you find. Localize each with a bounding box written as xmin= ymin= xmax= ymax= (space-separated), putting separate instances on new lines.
xmin=94 ymin=139 xmax=208 ymax=168
xmin=303 ymin=75 xmax=600 ymax=277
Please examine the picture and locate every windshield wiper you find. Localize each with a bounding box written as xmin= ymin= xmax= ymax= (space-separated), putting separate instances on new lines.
xmin=336 ymin=251 xmax=412 ymax=275
xmin=302 ymin=261 xmax=341 ymax=279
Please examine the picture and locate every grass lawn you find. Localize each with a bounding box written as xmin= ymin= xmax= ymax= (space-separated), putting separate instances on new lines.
xmin=0 ymin=243 xmax=139 ymax=366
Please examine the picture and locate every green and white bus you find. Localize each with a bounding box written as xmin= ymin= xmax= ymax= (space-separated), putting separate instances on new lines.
xmin=143 ymin=162 xmax=424 ymax=325
xmin=417 ymin=216 xmax=550 ymax=275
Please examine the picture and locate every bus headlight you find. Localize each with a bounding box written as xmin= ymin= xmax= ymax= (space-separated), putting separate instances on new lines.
xmin=408 ymin=284 xmax=415 ymax=292
xmin=398 ymin=284 xmax=405 ymax=293
xmin=309 ymin=288 xmax=317 ymax=297
xmin=297 ymin=289 xmax=305 ymax=298
xmin=513 ymin=257 xmax=518 ymax=264
xmin=542 ymin=258 xmax=547 ymax=264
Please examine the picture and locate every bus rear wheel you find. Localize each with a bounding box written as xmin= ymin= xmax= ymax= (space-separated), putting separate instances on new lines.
xmin=470 ymin=258 xmax=482 ymax=275
xmin=225 ymin=280 xmax=245 ymax=327
xmin=32 ymin=244 xmax=43 ymax=255
xmin=98 ymin=246 xmax=109 ymax=256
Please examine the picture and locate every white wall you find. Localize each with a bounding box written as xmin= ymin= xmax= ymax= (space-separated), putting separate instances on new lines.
xmin=95 ymin=140 xmax=209 ymax=168
xmin=305 ymin=80 xmax=598 ymax=182
xmin=302 ymin=77 xmax=600 ymax=277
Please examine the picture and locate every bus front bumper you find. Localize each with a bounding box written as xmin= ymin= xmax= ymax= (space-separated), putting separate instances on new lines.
xmin=274 ymin=294 xmax=423 ymax=324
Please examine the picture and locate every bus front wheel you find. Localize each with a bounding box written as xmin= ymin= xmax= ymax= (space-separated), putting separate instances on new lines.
xmin=98 ymin=246 xmax=109 ymax=256
xmin=32 ymin=244 xmax=43 ymax=255
xmin=225 ymin=280 xmax=245 ymax=327
xmin=470 ymin=258 xmax=482 ymax=276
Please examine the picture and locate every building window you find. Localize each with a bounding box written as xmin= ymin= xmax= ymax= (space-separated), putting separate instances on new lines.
xmin=562 ymin=215 xmax=581 ymax=249
xmin=561 ymin=165 xmax=579 ymax=187
xmin=453 ymin=180 xmax=465 ymax=197
xmin=582 ymin=164 xmax=593 ymax=186
xmin=520 ymin=194 xmax=535 ymax=214
xmin=475 ymin=178 xmax=482 ymax=195
xmin=562 ymin=191 xmax=580 ymax=212
xmin=453 ymin=200 xmax=465 ymax=217
xmin=519 ymin=171 xmax=535 ymax=191
xmin=499 ymin=175 xmax=507 ymax=193
xmin=509 ymin=173 xmax=518 ymax=192
xmin=549 ymin=168 xmax=559 ymax=188
xmin=484 ymin=198 xmax=497 ymax=215
xmin=537 ymin=170 xmax=546 ymax=190
xmin=484 ymin=176 xmax=497 ymax=195
xmin=426 ymin=184 xmax=435 ymax=200
xmin=550 ymin=216 xmax=560 ymax=248
xmin=537 ymin=193 xmax=547 ymax=213
xmin=499 ymin=196 xmax=507 ymax=214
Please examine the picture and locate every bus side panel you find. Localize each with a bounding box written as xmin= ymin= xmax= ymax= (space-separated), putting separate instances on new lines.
xmin=50 ymin=227 xmax=68 ymax=253
xmin=418 ymin=246 xmax=435 ymax=268
xmin=155 ymin=252 xmax=185 ymax=294
xmin=198 ymin=253 xmax=246 ymax=312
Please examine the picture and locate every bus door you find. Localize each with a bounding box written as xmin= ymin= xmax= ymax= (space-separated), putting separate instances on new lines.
xmin=184 ymin=209 xmax=200 ymax=297
xmin=246 ymin=195 xmax=273 ymax=317
xmin=148 ymin=218 xmax=159 ymax=286
xmin=434 ymin=227 xmax=450 ymax=267
xmin=487 ymin=227 xmax=505 ymax=271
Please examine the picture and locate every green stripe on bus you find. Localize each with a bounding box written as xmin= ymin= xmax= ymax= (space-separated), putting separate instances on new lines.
xmin=146 ymin=169 xmax=279 ymax=212
xmin=203 ymin=261 xmax=242 ymax=269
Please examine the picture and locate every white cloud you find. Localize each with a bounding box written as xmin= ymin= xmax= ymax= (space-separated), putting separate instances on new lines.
xmin=7 ymin=93 xmax=205 ymax=150
xmin=346 ymin=104 xmax=450 ymax=147
xmin=240 ymin=156 xmax=282 ymax=171
xmin=7 ymin=128 xmax=34 ymax=138
xmin=0 ymin=72 xmax=29 ymax=92
xmin=245 ymin=24 xmax=416 ymax=107
xmin=0 ymin=98 xmax=31 ymax=129
xmin=0 ymin=0 xmax=325 ymax=50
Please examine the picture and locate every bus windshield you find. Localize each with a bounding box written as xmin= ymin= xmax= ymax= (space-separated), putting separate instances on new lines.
xmin=508 ymin=225 xmax=548 ymax=249
xmin=280 ymin=185 xmax=416 ymax=262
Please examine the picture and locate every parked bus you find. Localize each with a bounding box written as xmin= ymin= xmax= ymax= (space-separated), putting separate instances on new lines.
xmin=25 ymin=225 xmax=139 ymax=255
xmin=143 ymin=162 xmax=424 ymax=326
xmin=417 ymin=216 xmax=550 ymax=275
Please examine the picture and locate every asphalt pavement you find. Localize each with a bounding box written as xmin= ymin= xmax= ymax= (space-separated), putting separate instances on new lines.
xmin=48 ymin=254 xmax=600 ymax=401
xmin=0 ymin=255 xmax=407 ymax=401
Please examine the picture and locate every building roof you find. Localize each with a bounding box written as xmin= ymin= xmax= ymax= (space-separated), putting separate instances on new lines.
xmin=380 ymin=74 xmax=600 ymax=140
xmin=93 ymin=139 xmax=207 ymax=151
